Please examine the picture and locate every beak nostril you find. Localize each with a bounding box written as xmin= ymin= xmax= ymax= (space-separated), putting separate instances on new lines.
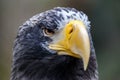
xmin=68 ymin=26 xmax=74 ymax=34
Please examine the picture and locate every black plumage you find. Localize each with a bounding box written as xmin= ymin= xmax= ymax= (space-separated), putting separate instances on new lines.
xmin=11 ymin=7 xmax=98 ymax=80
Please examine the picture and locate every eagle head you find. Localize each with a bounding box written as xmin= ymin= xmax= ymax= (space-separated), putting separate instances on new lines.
xmin=11 ymin=7 xmax=98 ymax=80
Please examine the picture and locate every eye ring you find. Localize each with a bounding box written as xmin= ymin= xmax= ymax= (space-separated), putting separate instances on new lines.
xmin=43 ymin=28 xmax=55 ymax=36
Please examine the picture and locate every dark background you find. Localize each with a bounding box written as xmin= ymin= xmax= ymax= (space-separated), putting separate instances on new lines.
xmin=0 ymin=0 xmax=120 ymax=80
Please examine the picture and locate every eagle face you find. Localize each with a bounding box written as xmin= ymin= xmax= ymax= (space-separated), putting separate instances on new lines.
xmin=11 ymin=7 xmax=98 ymax=80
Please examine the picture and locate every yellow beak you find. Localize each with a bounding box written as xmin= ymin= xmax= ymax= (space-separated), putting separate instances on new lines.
xmin=49 ymin=20 xmax=90 ymax=70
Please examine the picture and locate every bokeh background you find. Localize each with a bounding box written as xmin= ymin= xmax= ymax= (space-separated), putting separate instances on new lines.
xmin=0 ymin=0 xmax=120 ymax=80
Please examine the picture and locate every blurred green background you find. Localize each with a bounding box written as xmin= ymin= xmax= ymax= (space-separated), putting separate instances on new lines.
xmin=0 ymin=0 xmax=120 ymax=80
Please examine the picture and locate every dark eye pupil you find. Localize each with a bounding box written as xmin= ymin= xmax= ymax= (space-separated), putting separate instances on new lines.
xmin=47 ymin=29 xmax=54 ymax=33
xmin=44 ymin=28 xmax=55 ymax=36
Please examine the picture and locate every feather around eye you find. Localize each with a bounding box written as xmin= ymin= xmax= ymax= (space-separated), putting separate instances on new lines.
xmin=43 ymin=28 xmax=55 ymax=36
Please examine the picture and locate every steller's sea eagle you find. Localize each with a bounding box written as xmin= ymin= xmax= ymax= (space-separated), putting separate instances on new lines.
xmin=11 ymin=7 xmax=98 ymax=80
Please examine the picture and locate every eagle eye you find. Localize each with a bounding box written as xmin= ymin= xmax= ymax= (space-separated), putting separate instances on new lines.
xmin=43 ymin=28 xmax=55 ymax=36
